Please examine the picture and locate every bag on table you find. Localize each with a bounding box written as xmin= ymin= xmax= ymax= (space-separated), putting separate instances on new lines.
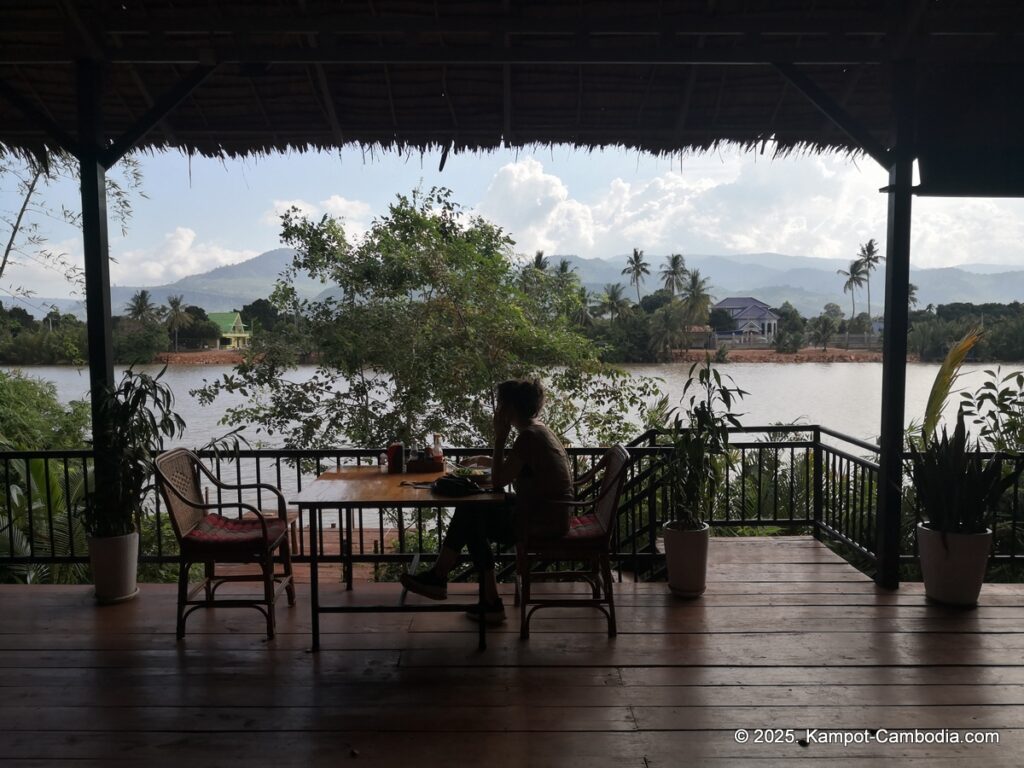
xmin=431 ymin=474 xmax=486 ymax=497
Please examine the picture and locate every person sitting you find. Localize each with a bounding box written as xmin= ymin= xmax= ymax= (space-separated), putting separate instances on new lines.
xmin=400 ymin=378 xmax=573 ymax=623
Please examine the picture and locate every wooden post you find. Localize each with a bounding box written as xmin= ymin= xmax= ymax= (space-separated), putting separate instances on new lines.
xmin=875 ymin=60 xmax=915 ymax=590
xmin=77 ymin=59 xmax=117 ymax=496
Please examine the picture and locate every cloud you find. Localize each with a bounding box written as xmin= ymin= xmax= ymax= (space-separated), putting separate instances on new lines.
xmin=113 ymin=227 xmax=258 ymax=285
xmin=262 ymin=195 xmax=373 ymax=239
xmin=262 ymin=198 xmax=320 ymax=227
xmin=472 ymin=152 xmax=1024 ymax=269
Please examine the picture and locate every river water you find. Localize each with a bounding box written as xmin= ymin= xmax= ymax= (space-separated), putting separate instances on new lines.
xmin=3 ymin=361 xmax=1009 ymax=448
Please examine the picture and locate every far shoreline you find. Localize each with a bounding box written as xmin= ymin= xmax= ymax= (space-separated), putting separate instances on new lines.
xmin=675 ymin=347 xmax=890 ymax=364
xmin=153 ymin=350 xmax=246 ymax=365
xmin=1 ymin=348 xmax=923 ymax=368
xmin=153 ymin=348 xmax=891 ymax=366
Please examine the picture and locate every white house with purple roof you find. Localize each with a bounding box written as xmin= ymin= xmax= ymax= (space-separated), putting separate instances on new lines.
xmin=712 ymin=297 xmax=780 ymax=342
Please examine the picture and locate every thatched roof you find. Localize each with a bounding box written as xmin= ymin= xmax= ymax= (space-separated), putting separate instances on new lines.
xmin=2 ymin=0 xmax=1024 ymax=189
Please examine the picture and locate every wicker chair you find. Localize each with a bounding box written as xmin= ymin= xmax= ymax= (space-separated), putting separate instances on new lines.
xmin=515 ymin=444 xmax=631 ymax=639
xmin=154 ymin=448 xmax=296 ymax=639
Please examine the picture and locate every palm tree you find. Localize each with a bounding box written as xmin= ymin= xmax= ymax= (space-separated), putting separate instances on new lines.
xmin=855 ymin=239 xmax=884 ymax=328
xmin=837 ymin=259 xmax=868 ymax=345
xmin=556 ymin=258 xmax=574 ymax=276
xmin=659 ymin=253 xmax=687 ymax=295
xmin=908 ymin=282 xmax=919 ymax=309
xmin=599 ymin=283 xmax=631 ymax=323
xmin=532 ymin=250 xmax=549 ymax=271
xmin=621 ymin=248 xmax=650 ymax=304
xmin=126 ymin=289 xmax=162 ymax=324
xmin=648 ymin=301 xmax=687 ymax=361
xmin=572 ymin=286 xmax=596 ymax=327
xmin=679 ymin=268 xmax=714 ymax=324
xmin=808 ymin=315 xmax=837 ymax=351
xmin=164 ymin=294 xmax=193 ymax=352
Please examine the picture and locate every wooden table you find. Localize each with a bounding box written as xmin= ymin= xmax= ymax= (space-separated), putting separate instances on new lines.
xmin=292 ymin=466 xmax=503 ymax=651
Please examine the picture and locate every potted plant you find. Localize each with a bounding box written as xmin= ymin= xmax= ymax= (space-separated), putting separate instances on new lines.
xmin=908 ymin=408 xmax=1023 ymax=606
xmin=81 ymin=367 xmax=185 ymax=603
xmin=663 ymin=358 xmax=745 ymax=598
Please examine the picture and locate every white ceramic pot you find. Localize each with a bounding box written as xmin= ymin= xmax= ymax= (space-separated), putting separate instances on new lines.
xmin=664 ymin=521 xmax=710 ymax=598
xmin=917 ymin=522 xmax=992 ymax=606
xmin=88 ymin=532 xmax=140 ymax=604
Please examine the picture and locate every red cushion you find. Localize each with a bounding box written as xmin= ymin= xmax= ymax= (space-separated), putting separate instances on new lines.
xmin=567 ymin=514 xmax=605 ymax=539
xmin=183 ymin=513 xmax=287 ymax=555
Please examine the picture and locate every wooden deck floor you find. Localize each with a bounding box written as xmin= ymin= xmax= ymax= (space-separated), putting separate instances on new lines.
xmin=2 ymin=536 xmax=1024 ymax=766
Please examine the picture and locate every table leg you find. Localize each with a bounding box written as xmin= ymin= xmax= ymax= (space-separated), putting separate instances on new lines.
xmin=478 ymin=578 xmax=487 ymax=651
xmin=344 ymin=506 xmax=354 ymax=591
xmin=309 ymin=505 xmax=320 ymax=652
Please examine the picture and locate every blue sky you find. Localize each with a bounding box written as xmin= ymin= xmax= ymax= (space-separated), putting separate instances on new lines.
xmin=5 ymin=143 xmax=1024 ymax=304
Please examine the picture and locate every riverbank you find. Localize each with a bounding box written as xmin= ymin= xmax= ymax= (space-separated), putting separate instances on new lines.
xmin=154 ymin=347 xmax=889 ymax=365
xmin=154 ymin=349 xmax=245 ymax=365
xmin=675 ymin=347 xmax=888 ymax=363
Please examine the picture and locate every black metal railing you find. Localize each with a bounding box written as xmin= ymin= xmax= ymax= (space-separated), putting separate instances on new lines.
xmin=0 ymin=426 xmax=886 ymax=584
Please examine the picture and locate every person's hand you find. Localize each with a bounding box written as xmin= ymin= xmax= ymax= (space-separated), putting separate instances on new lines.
xmin=493 ymin=404 xmax=512 ymax=443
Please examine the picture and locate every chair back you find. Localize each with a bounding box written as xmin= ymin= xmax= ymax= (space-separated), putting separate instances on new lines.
xmin=591 ymin=444 xmax=631 ymax=537
xmin=154 ymin=448 xmax=206 ymax=541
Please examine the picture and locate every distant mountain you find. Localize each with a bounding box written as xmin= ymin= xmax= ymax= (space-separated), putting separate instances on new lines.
xmin=25 ymin=248 xmax=1024 ymax=322
xmin=34 ymin=248 xmax=325 ymax=318
xmin=562 ymin=252 xmax=1024 ymax=317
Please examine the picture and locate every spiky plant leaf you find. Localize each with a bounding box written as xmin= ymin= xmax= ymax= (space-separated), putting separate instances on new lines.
xmin=923 ymin=328 xmax=982 ymax=439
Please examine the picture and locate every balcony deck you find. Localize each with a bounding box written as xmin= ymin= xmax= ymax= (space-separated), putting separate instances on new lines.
xmin=2 ymin=536 xmax=1023 ymax=766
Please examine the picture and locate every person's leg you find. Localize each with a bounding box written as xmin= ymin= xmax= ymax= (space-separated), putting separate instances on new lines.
xmin=402 ymin=504 xmax=484 ymax=600
xmin=434 ymin=505 xmax=483 ymax=577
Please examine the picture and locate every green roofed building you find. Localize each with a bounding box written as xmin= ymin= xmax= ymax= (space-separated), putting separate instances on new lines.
xmin=207 ymin=311 xmax=251 ymax=350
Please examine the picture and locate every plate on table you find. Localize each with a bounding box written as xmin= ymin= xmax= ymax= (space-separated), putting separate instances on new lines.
xmin=452 ymin=466 xmax=492 ymax=482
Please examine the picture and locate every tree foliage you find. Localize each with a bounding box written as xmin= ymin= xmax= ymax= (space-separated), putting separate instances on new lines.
xmin=195 ymin=188 xmax=660 ymax=448
xmin=1 ymin=153 xmax=144 ymax=300
xmin=0 ymin=370 xmax=89 ymax=450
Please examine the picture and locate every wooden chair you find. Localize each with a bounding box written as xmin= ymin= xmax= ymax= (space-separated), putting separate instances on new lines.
xmin=515 ymin=444 xmax=631 ymax=639
xmin=154 ymin=448 xmax=296 ymax=639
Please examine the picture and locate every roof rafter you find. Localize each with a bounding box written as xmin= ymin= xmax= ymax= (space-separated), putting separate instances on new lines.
xmin=7 ymin=39 xmax=1020 ymax=66
xmin=773 ymin=61 xmax=891 ymax=169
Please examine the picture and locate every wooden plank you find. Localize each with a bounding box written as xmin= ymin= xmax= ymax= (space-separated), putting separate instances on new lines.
xmin=0 ymin=729 xmax=1019 ymax=765
xmin=3 ymin=537 xmax=1024 ymax=764
xmin=5 ymin=682 xmax=1024 ymax=709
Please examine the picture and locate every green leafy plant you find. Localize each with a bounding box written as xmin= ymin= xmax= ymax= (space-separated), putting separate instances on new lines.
xmin=666 ymin=358 xmax=746 ymax=529
xmin=81 ymin=367 xmax=186 ymax=538
xmin=960 ymin=367 xmax=1024 ymax=453
xmin=907 ymin=409 xmax=1023 ymax=536
xmin=907 ymin=327 xmax=1024 ymax=540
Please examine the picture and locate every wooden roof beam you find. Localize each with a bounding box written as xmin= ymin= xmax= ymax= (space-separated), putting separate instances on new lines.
xmin=773 ymin=62 xmax=890 ymax=169
xmin=16 ymin=15 xmax=1017 ymax=37
xmin=101 ymin=64 xmax=216 ymax=168
xmin=0 ymin=79 xmax=78 ymax=156
xmin=297 ymin=0 xmax=346 ymax=149
xmin=6 ymin=40 xmax=989 ymax=66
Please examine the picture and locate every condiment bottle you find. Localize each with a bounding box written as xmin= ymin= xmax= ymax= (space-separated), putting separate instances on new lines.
xmin=387 ymin=442 xmax=404 ymax=474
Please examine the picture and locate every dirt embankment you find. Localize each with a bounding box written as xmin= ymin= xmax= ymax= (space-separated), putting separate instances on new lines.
xmin=674 ymin=347 xmax=889 ymax=363
xmin=154 ymin=349 xmax=245 ymax=365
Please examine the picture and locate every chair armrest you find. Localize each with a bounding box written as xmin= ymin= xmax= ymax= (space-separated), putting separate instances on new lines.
xmin=192 ymin=462 xmax=288 ymax=517
xmin=573 ymin=451 xmax=612 ymax=488
xmin=232 ymin=483 xmax=288 ymax=517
